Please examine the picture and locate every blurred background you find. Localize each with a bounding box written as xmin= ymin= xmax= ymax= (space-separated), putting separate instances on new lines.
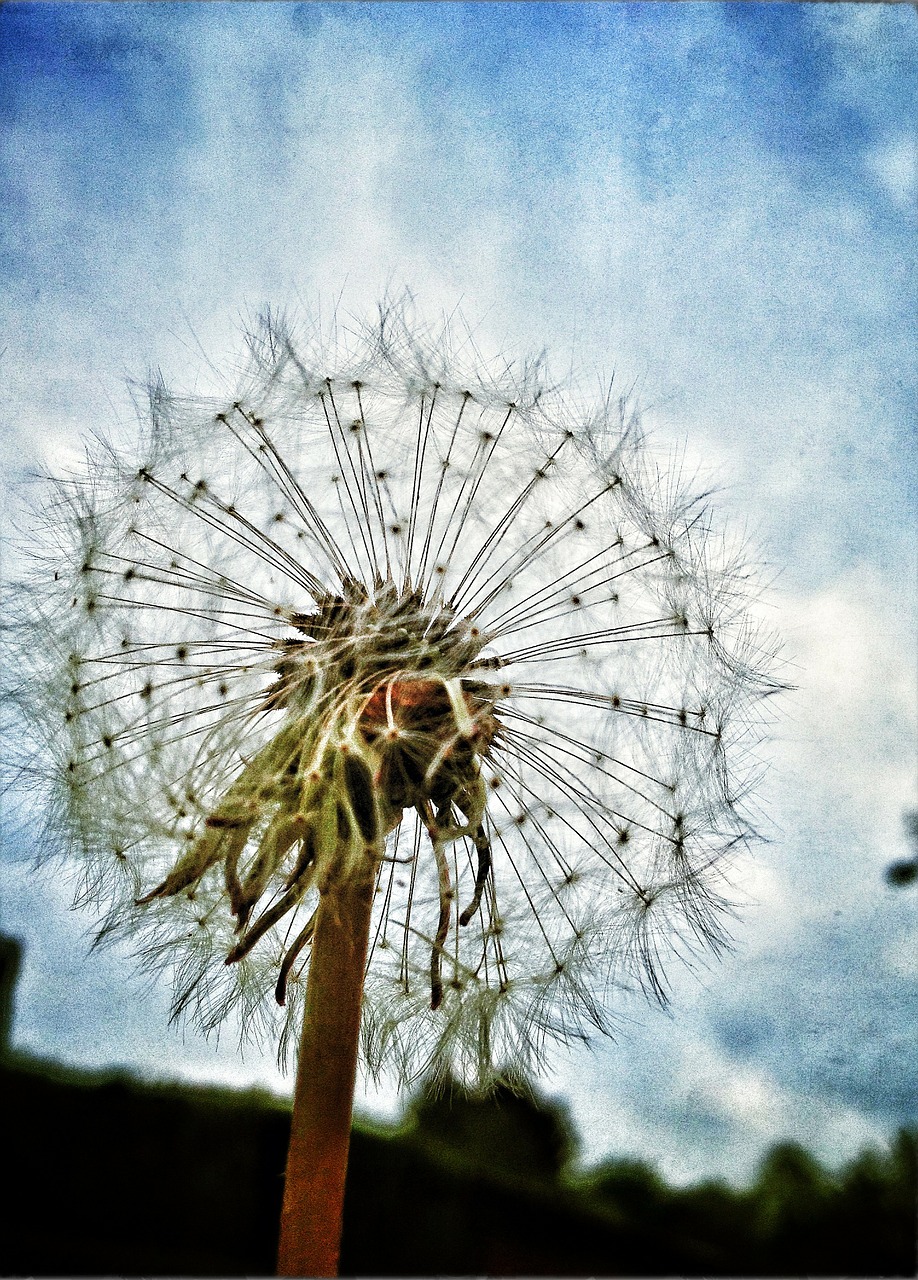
xmin=1 ymin=3 xmax=916 ymax=1274
xmin=1 ymin=933 xmax=915 ymax=1275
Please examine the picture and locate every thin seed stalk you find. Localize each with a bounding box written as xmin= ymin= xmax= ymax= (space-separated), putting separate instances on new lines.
xmin=276 ymin=860 xmax=376 ymax=1278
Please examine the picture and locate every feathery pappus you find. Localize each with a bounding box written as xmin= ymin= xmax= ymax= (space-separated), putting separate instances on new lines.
xmin=4 ymin=302 xmax=781 ymax=1086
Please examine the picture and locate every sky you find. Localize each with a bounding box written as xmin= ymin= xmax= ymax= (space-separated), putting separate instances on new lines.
xmin=1 ymin=1 xmax=915 ymax=1187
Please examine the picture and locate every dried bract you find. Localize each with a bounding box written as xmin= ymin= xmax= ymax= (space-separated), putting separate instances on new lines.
xmin=4 ymin=305 xmax=781 ymax=1085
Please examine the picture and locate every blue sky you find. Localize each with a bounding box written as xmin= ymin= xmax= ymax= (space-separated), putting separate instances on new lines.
xmin=1 ymin=2 xmax=915 ymax=1185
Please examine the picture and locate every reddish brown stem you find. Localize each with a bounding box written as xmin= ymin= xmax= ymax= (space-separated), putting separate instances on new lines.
xmin=276 ymin=864 xmax=375 ymax=1278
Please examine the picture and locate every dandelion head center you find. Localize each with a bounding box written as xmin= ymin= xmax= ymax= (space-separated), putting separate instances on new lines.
xmin=276 ymin=577 xmax=491 ymax=701
xmin=134 ymin=572 xmax=504 ymax=1008
xmin=274 ymin=577 xmax=502 ymax=812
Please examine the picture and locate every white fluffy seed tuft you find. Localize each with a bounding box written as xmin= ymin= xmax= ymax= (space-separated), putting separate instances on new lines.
xmin=3 ymin=301 xmax=783 ymax=1087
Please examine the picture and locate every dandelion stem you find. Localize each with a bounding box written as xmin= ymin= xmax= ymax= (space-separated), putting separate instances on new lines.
xmin=276 ymin=861 xmax=376 ymax=1278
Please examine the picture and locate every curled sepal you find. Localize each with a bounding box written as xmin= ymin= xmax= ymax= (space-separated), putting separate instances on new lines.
xmin=225 ymin=873 xmax=317 ymax=965
xmin=274 ymin=912 xmax=318 ymax=1006
xmin=135 ymin=826 xmax=229 ymax=905
xmin=234 ymin=806 xmax=313 ymax=932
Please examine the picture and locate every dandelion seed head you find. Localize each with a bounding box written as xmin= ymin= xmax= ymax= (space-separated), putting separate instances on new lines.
xmin=4 ymin=300 xmax=782 ymax=1087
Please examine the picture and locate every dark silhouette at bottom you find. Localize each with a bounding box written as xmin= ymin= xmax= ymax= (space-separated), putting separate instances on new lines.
xmin=0 ymin=935 xmax=914 ymax=1277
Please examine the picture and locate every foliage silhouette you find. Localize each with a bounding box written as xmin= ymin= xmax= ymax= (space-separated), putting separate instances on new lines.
xmin=1 ymin=958 xmax=914 ymax=1280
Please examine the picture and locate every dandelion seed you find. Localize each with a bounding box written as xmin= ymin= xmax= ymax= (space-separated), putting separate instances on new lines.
xmin=4 ymin=299 xmax=781 ymax=1275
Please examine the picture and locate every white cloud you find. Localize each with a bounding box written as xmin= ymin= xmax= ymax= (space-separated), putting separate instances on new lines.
xmin=868 ymin=132 xmax=918 ymax=211
xmin=774 ymin=564 xmax=916 ymax=861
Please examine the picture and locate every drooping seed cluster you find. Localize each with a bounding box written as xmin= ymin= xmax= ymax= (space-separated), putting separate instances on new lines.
xmin=4 ymin=305 xmax=780 ymax=1086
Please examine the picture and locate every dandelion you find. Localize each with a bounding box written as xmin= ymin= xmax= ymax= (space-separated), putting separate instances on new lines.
xmin=4 ymin=301 xmax=780 ymax=1275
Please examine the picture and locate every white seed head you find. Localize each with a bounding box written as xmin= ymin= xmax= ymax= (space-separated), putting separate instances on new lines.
xmin=3 ymin=302 xmax=782 ymax=1087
